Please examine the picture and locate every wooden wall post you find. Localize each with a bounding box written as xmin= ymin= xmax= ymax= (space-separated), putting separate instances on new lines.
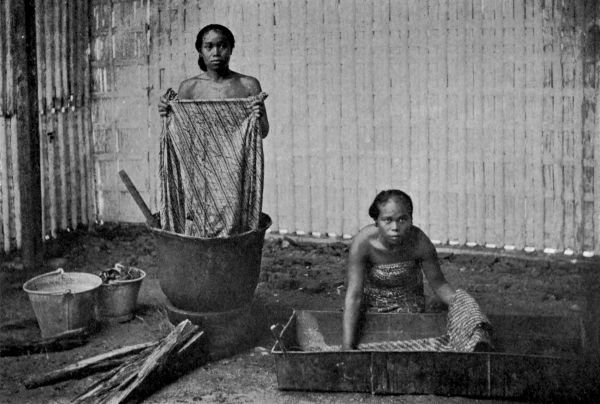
xmin=9 ymin=0 xmax=42 ymax=268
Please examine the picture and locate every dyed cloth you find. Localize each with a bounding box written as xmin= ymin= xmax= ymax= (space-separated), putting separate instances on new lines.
xmin=309 ymin=289 xmax=492 ymax=352
xmin=364 ymin=261 xmax=426 ymax=313
xmin=159 ymin=91 xmax=267 ymax=237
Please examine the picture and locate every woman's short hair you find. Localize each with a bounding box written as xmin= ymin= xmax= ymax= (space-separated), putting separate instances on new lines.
xmin=195 ymin=24 xmax=236 ymax=71
xmin=368 ymin=189 xmax=413 ymax=220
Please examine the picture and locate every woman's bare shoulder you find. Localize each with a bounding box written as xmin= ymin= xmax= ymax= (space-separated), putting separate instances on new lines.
xmin=177 ymin=75 xmax=206 ymax=98
xmin=235 ymin=73 xmax=262 ymax=95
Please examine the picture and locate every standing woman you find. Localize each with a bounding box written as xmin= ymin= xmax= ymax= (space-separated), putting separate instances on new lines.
xmin=158 ymin=24 xmax=269 ymax=137
xmin=342 ymin=190 xmax=457 ymax=350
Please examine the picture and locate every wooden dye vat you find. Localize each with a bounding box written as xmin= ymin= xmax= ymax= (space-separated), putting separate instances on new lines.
xmin=271 ymin=310 xmax=600 ymax=401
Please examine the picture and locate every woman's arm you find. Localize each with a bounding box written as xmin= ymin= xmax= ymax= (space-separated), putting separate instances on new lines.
xmin=418 ymin=232 xmax=456 ymax=305
xmin=243 ymin=76 xmax=270 ymax=138
xmin=342 ymin=233 xmax=368 ymax=350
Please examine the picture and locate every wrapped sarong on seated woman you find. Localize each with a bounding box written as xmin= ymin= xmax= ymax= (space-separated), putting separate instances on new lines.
xmin=341 ymin=189 xmax=492 ymax=352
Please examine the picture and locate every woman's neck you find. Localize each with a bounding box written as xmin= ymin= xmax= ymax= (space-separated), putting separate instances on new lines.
xmin=204 ymin=67 xmax=232 ymax=82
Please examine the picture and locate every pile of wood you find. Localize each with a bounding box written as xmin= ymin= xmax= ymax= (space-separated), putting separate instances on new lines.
xmin=24 ymin=320 xmax=207 ymax=404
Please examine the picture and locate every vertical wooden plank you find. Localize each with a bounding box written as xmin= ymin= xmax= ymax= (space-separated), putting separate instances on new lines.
xmin=0 ymin=0 xmax=7 ymax=251
xmin=0 ymin=0 xmax=6 ymax=117
xmin=0 ymin=120 xmax=10 ymax=252
xmin=593 ymin=1 xmax=600 ymax=253
xmin=10 ymin=0 xmax=42 ymax=260
xmin=291 ymin=0 xmax=310 ymax=234
xmin=425 ymin=0 xmax=439 ymax=241
xmin=271 ymin=0 xmax=290 ymax=232
xmin=46 ymin=0 xmax=57 ymax=236
xmin=532 ymin=0 xmax=544 ymax=250
xmin=514 ymin=0 xmax=526 ymax=250
xmin=456 ymin=0 xmax=468 ymax=245
xmin=494 ymin=0 xmax=505 ymax=247
xmin=53 ymin=0 xmax=65 ymax=232
xmin=340 ymin=0 xmax=358 ymax=236
xmin=552 ymin=0 xmax=564 ymax=251
xmin=410 ymin=0 xmax=429 ymax=230
xmin=438 ymin=0 xmax=449 ymax=244
xmin=75 ymin=0 xmax=87 ymax=226
xmin=67 ymin=0 xmax=79 ymax=228
xmin=306 ymin=0 xmax=325 ymax=236
xmin=58 ymin=0 xmax=69 ymax=230
xmin=406 ymin=0 xmax=418 ymax=222
xmin=372 ymin=0 xmax=391 ymax=195
xmin=83 ymin=0 xmax=96 ymax=224
xmin=10 ymin=116 xmax=21 ymax=248
xmin=390 ymin=0 xmax=410 ymax=200
xmin=482 ymin=0 xmax=494 ymax=246
xmin=324 ymin=0 xmax=343 ymax=235
xmin=355 ymin=0 xmax=374 ymax=228
xmin=35 ymin=0 xmax=47 ymax=237
xmin=473 ymin=0 xmax=485 ymax=245
xmin=258 ymin=0 xmax=278 ymax=231
xmin=501 ymin=0 xmax=513 ymax=249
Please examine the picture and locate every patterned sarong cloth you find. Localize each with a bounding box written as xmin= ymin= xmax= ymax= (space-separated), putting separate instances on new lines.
xmin=159 ymin=91 xmax=267 ymax=237
xmin=308 ymin=289 xmax=492 ymax=352
xmin=364 ymin=261 xmax=426 ymax=313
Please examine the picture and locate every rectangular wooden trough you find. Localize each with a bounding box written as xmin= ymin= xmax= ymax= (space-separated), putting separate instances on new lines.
xmin=271 ymin=310 xmax=600 ymax=402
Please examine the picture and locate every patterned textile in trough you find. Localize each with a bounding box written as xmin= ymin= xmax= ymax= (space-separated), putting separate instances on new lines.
xmin=309 ymin=289 xmax=492 ymax=352
xmin=159 ymin=91 xmax=268 ymax=237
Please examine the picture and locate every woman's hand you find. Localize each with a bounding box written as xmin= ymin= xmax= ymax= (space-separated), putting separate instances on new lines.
xmin=250 ymin=98 xmax=266 ymax=119
xmin=158 ymin=94 xmax=171 ymax=117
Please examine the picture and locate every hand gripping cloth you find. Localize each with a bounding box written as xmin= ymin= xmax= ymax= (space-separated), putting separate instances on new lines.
xmin=159 ymin=91 xmax=267 ymax=237
xmin=306 ymin=289 xmax=492 ymax=352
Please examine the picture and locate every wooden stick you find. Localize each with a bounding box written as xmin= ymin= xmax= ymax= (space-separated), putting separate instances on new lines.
xmin=0 ymin=328 xmax=89 ymax=357
xmin=72 ymin=321 xmax=202 ymax=404
xmin=118 ymin=170 xmax=159 ymax=227
xmin=23 ymin=341 xmax=157 ymax=389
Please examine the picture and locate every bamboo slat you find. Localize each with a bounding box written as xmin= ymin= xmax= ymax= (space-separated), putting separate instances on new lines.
xmin=274 ymin=0 xmax=294 ymax=232
xmin=10 ymin=116 xmax=21 ymax=248
xmin=372 ymin=0 xmax=391 ymax=195
xmin=594 ymin=0 xmax=600 ymax=253
xmin=290 ymin=0 xmax=310 ymax=234
xmin=514 ymin=0 xmax=526 ymax=250
xmin=456 ymin=0 xmax=468 ymax=245
xmin=340 ymin=0 xmax=359 ymax=236
xmin=531 ymin=0 xmax=544 ymax=250
xmin=324 ymin=0 xmax=342 ymax=235
xmin=0 ymin=119 xmax=10 ymax=252
xmin=0 ymin=0 xmax=6 ymax=116
xmin=437 ymin=0 xmax=449 ymax=244
xmin=306 ymin=0 xmax=325 ymax=235
xmin=34 ymin=0 xmax=47 ymax=236
xmin=493 ymin=0 xmax=505 ymax=246
xmin=83 ymin=0 xmax=95 ymax=224
xmin=355 ymin=0 xmax=374 ymax=228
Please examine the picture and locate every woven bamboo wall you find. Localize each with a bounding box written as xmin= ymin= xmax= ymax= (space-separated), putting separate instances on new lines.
xmin=0 ymin=0 xmax=94 ymax=253
xmin=92 ymin=0 xmax=600 ymax=255
xmin=36 ymin=0 xmax=96 ymax=241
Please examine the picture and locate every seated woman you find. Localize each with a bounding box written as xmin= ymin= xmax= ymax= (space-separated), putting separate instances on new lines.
xmin=342 ymin=189 xmax=457 ymax=350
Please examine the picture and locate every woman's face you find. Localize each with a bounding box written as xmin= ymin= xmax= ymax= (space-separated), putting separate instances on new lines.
xmin=199 ymin=30 xmax=232 ymax=71
xmin=376 ymin=197 xmax=413 ymax=245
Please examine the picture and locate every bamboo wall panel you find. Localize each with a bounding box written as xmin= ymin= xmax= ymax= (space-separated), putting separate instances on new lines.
xmin=87 ymin=0 xmax=600 ymax=255
xmin=0 ymin=0 xmax=94 ymax=254
xmin=36 ymin=0 xmax=95 ymax=240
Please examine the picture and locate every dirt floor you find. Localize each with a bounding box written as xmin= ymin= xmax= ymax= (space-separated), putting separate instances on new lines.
xmin=0 ymin=223 xmax=596 ymax=403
